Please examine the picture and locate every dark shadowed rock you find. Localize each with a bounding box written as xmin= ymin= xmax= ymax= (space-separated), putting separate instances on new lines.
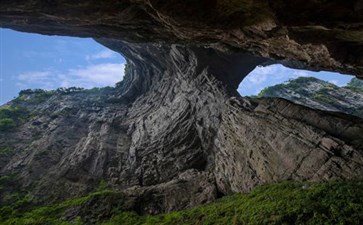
xmin=0 ymin=0 xmax=363 ymax=78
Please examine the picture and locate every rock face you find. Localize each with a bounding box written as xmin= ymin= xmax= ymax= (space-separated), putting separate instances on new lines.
xmin=1 ymin=0 xmax=363 ymax=78
xmin=1 ymin=43 xmax=363 ymax=217
xmin=1 ymin=0 xmax=363 ymax=219
xmin=258 ymin=77 xmax=363 ymax=118
xmin=215 ymin=97 xmax=363 ymax=194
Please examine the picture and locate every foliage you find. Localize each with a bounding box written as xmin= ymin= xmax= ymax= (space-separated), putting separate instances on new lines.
xmin=19 ymin=89 xmax=53 ymax=96
xmin=0 ymin=106 xmax=28 ymax=131
xmin=115 ymin=63 xmax=129 ymax=87
xmin=1 ymin=180 xmax=363 ymax=225
xmin=102 ymin=180 xmax=363 ymax=225
xmin=16 ymin=89 xmax=55 ymax=103
xmin=16 ymin=87 xmax=115 ymax=104
xmin=97 ymin=179 xmax=109 ymax=192
xmin=346 ymin=78 xmax=363 ymax=93
xmin=0 ymin=146 xmax=12 ymax=156
xmin=55 ymin=87 xmax=84 ymax=94
xmin=258 ymin=83 xmax=286 ymax=97
xmin=0 ymin=106 xmax=27 ymax=119
xmin=0 ymin=118 xmax=16 ymax=131
xmin=257 ymin=77 xmax=324 ymax=97
xmin=0 ymin=190 xmax=112 ymax=225
xmin=124 ymin=63 xmax=130 ymax=77
xmin=256 ymin=76 xmax=357 ymax=111
xmin=82 ymin=86 xmax=114 ymax=94
xmin=0 ymin=173 xmax=17 ymax=189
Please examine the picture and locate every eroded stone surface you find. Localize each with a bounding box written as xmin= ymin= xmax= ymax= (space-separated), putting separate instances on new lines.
xmin=0 ymin=0 xmax=363 ymax=77
xmin=0 ymin=1 xmax=363 ymax=221
xmin=1 ymin=43 xmax=362 ymax=218
xmin=215 ymin=97 xmax=363 ymax=194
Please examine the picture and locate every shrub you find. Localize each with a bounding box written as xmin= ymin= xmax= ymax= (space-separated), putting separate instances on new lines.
xmin=0 ymin=146 xmax=12 ymax=156
xmin=346 ymin=78 xmax=363 ymax=93
xmin=1 ymin=180 xmax=362 ymax=225
xmin=0 ymin=106 xmax=28 ymax=131
xmin=0 ymin=118 xmax=16 ymax=131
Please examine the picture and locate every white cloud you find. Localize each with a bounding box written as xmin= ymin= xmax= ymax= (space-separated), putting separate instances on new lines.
xmin=246 ymin=73 xmax=268 ymax=85
xmin=245 ymin=65 xmax=312 ymax=86
xmin=245 ymin=66 xmax=274 ymax=85
xmin=239 ymin=64 xmax=316 ymax=96
xmin=328 ymin=80 xmax=339 ymax=85
xmin=17 ymin=71 xmax=56 ymax=90
xmin=292 ymin=70 xmax=309 ymax=78
xmin=85 ymin=49 xmax=116 ymax=61
xmin=62 ymin=63 xmax=125 ymax=88
xmin=17 ymin=71 xmax=51 ymax=81
xmin=16 ymin=63 xmax=125 ymax=90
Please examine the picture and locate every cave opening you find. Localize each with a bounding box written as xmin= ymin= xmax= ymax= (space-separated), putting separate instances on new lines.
xmin=238 ymin=64 xmax=363 ymax=118
xmin=0 ymin=28 xmax=126 ymax=105
xmin=1 ymin=1 xmax=363 ymax=223
xmin=238 ymin=64 xmax=355 ymax=97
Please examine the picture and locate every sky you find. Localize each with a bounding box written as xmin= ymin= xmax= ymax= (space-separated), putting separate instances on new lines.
xmin=238 ymin=65 xmax=354 ymax=96
xmin=0 ymin=28 xmax=126 ymax=105
xmin=0 ymin=28 xmax=355 ymax=104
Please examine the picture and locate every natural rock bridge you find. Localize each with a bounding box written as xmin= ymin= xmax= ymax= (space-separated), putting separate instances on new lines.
xmin=0 ymin=0 xmax=363 ymax=214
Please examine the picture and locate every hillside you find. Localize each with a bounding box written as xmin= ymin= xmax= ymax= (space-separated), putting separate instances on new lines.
xmin=1 ymin=82 xmax=363 ymax=224
xmin=258 ymin=77 xmax=363 ymax=118
xmin=1 ymin=180 xmax=362 ymax=225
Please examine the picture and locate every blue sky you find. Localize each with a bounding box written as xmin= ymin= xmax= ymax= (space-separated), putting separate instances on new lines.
xmin=238 ymin=65 xmax=354 ymax=96
xmin=0 ymin=28 xmax=355 ymax=104
xmin=0 ymin=28 xmax=125 ymax=104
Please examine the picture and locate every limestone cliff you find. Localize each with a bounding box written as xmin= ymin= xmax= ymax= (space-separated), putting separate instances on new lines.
xmin=258 ymin=77 xmax=363 ymax=118
xmin=0 ymin=0 xmax=363 ymax=220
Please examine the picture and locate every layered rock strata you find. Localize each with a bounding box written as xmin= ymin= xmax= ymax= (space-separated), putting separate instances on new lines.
xmin=0 ymin=0 xmax=363 ymax=216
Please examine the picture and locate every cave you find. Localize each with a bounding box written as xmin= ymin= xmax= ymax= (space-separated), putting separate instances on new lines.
xmin=238 ymin=64 xmax=356 ymax=96
xmin=0 ymin=0 xmax=363 ymax=224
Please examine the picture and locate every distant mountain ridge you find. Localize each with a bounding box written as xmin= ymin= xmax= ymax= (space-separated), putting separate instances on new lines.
xmin=258 ymin=77 xmax=363 ymax=118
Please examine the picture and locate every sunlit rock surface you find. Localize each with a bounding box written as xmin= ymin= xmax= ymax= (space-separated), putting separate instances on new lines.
xmin=258 ymin=77 xmax=363 ymax=118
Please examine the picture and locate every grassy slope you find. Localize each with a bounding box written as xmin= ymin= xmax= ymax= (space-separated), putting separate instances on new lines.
xmin=1 ymin=180 xmax=362 ymax=225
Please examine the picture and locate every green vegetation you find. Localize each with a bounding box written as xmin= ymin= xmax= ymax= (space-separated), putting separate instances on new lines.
xmin=0 ymin=106 xmax=28 ymax=131
xmin=15 ymin=86 xmax=115 ymax=104
xmin=0 ymin=190 xmax=113 ymax=225
xmin=82 ymin=86 xmax=114 ymax=94
xmin=0 ymin=146 xmax=12 ymax=156
xmin=0 ymin=118 xmax=16 ymax=131
xmin=258 ymin=83 xmax=285 ymax=97
xmin=16 ymin=89 xmax=55 ymax=104
xmin=19 ymin=89 xmax=54 ymax=97
xmin=0 ymin=173 xmax=17 ymax=188
xmin=97 ymin=179 xmax=109 ymax=192
xmin=257 ymin=77 xmax=363 ymax=118
xmin=346 ymin=78 xmax=363 ymax=93
xmin=116 ymin=63 xmax=129 ymax=87
xmin=257 ymin=77 xmax=322 ymax=97
xmin=311 ymin=88 xmax=338 ymax=105
xmin=1 ymin=180 xmax=363 ymax=225
xmin=0 ymin=173 xmax=25 ymax=212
